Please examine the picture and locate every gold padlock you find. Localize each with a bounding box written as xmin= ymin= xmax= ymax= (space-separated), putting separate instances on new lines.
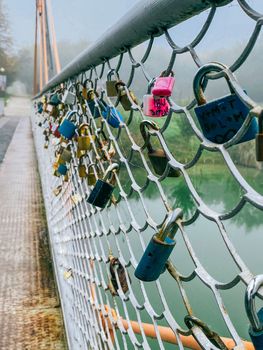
xmin=59 ymin=145 xmax=72 ymax=163
xmin=87 ymin=163 xmax=98 ymax=186
xmin=53 ymin=185 xmax=62 ymax=196
xmin=115 ymin=81 xmax=138 ymax=111
xmin=96 ymin=129 xmax=116 ymax=161
xmin=77 ymin=123 xmax=95 ymax=151
xmin=78 ymin=156 xmax=87 ymax=178
xmin=106 ymin=70 xmax=120 ymax=97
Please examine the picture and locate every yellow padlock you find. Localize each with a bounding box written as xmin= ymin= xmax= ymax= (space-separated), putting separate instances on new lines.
xmin=77 ymin=123 xmax=95 ymax=151
xmin=87 ymin=163 xmax=98 ymax=186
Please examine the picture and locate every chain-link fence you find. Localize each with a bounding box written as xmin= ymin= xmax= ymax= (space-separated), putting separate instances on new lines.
xmin=33 ymin=1 xmax=263 ymax=349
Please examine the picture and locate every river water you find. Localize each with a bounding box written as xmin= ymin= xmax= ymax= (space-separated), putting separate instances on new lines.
xmin=98 ymin=163 xmax=263 ymax=349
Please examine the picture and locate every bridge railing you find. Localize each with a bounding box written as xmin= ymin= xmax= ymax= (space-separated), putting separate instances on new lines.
xmin=33 ymin=0 xmax=263 ymax=349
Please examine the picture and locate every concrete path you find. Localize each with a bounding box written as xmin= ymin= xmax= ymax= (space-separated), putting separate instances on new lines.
xmin=0 ymin=97 xmax=66 ymax=349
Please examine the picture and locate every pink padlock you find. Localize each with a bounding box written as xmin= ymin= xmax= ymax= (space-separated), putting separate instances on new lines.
xmin=143 ymin=95 xmax=169 ymax=117
xmin=152 ymin=72 xmax=175 ymax=97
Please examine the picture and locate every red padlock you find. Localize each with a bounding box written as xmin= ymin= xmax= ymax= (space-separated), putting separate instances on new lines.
xmin=152 ymin=72 xmax=175 ymax=97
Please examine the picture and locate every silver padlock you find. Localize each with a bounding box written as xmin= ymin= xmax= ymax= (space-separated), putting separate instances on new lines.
xmin=62 ymin=85 xmax=76 ymax=105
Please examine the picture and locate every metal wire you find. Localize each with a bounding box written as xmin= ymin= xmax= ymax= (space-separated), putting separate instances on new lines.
xmin=33 ymin=1 xmax=263 ymax=349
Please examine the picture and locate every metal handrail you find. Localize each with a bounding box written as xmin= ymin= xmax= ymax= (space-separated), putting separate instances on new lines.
xmin=35 ymin=0 xmax=232 ymax=97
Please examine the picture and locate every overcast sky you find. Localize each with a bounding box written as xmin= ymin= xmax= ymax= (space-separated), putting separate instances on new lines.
xmin=3 ymin=0 xmax=263 ymax=52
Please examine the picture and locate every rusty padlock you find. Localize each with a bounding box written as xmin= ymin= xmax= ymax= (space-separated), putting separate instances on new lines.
xmin=108 ymin=255 xmax=130 ymax=296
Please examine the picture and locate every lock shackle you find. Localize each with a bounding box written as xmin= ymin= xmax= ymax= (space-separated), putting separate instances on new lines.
xmin=140 ymin=120 xmax=159 ymax=153
xmin=193 ymin=62 xmax=235 ymax=106
xmin=156 ymin=208 xmax=183 ymax=242
xmin=160 ymin=70 xmax=174 ymax=78
xmin=245 ymin=275 xmax=263 ymax=332
xmin=184 ymin=315 xmax=228 ymax=350
xmin=83 ymin=78 xmax=94 ymax=89
xmin=65 ymin=109 xmax=78 ymax=121
xmin=103 ymin=163 xmax=119 ymax=183
xmin=77 ymin=123 xmax=91 ymax=136
xmin=107 ymin=69 xmax=120 ymax=81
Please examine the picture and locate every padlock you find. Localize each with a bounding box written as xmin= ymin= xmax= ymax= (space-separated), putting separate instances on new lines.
xmin=44 ymin=141 xmax=49 ymax=149
xmin=140 ymin=120 xmax=180 ymax=177
xmin=61 ymin=85 xmax=76 ymax=105
xmin=57 ymin=163 xmax=68 ymax=176
xmin=115 ymin=81 xmax=138 ymax=111
xmin=37 ymin=101 xmax=43 ymax=114
xmin=58 ymin=110 xmax=78 ymax=140
xmin=78 ymin=156 xmax=87 ymax=178
xmin=87 ymin=163 xmax=119 ymax=208
xmin=76 ymin=123 xmax=95 ymax=150
xmin=101 ymin=105 xmax=124 ymax=128
xmin=194 ymin=62 xmax=258 ymax=144
xmin=53 ymin=169 xmax=60 ymax=177
xmin=87 ymin=163 xmax=98 ymax=186
xmin=106 ymin=70 xmax=119 ymax=97
xmin=143 ymin=94 xmax=169 ymax=117
xmin=53 ymin=185 xmax=62 ymax=196
xmin=59 ymin=145 xmax=72 ymax=163
xmin=256 ymin=111 xmax=263 ymax=161
xmin=51 ymin=123 xmax=61 ymax=138
xmin=152 ymin=71 xmax=175 ymax=97
xmin=245 ymin=275 xmax=263 ymax=349
xmin=108 ymin=255 xmax=129 ymax=296
xmin=84 ymin=89 xmax=101 ymax=118
xmin=96 ymin=129 xmax=116 ymax=161
xmin=48 ymin=92 xmax=61 ymax=106
xmin=134 ymin=208 xmax=183 ymax=282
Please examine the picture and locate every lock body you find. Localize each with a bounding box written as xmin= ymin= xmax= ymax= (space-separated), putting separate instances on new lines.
xmin=49 ymin=93 xmax=61 ymax=106
xmin=87 ymin=172 xmax=96 ymax=186
xmin=249 ymin=308 xmax=263 ymax=349
xmin=195 ymin=94 xmax=258 ymax=144
xmin=78 ymin=164 xmax=87 ymax=178
xmin=135 ymin=234 xmax=176 ymax=282
xmin=87 ymin=179 xmax=114 ymax=208
xmin=148 ymin=149 xmax=180 ymax=177
xmin=77 ymin=135 xmax=95 ymax=150
xmin=62 ymin=90 xmax=75 ymax=105
xmin=152 ymin=76 xmax=175 ymax=97
xmin=58 ymin=119 xmax=77 ymax=139
xmin=143 ymin=95 xmax=169 ymax=117
xmin=60 ymin=148 xmax=72 ymax=163
xmin=57 ymin=163 xmax=67 ymax=176
xmin=106 ymin=80 xmax=118 ymax=97
xmin=102 ymin=107 xmax=124 ymax=128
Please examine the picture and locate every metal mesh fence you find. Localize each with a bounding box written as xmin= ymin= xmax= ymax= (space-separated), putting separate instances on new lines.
xmin=33 ymin=1 xmax=263 ymax=349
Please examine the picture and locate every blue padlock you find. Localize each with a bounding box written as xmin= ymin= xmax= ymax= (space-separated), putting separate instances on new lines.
xmin=49 ymin=92 xmax=61 ymax=106
xmin=194 ymin=62 xmax=258 ymax=144
xmin=84 ymin=89 xmax=101 ymax=119
xmin=101 ymin=106 xmax=124 ymax=128
xmin=134 ymin=208 xmax=183 ymax=282
xmin=87 ymin=163 xmax=119 ymax=209
xmin=245 ymin=275 xmax=263 ymax=349
xmin=57 ymin=163 xmax=67 ymax=176
xmin=58 ymin=110 xmax=78 ymax=140
xmin=37 ymin=101 xmax=43 ymax=114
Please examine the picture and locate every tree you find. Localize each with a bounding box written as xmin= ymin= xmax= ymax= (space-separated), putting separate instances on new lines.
xmin=0 ymin=0 xmax=16 ymax=82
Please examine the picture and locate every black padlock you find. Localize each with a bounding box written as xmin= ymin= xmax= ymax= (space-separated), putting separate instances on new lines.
xmin=87 ymin=163 xmax=119 ymax=208
xmin=140 ymin=120 xmax=180 ymax=177
xmin=256 ymin=111 xmax=263 ymax=161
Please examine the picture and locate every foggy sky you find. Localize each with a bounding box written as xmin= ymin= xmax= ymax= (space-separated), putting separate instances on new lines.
xmin=4 ymin=0 xmax=263 ymax=52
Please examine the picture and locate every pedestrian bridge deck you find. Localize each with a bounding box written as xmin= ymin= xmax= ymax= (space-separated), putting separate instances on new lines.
xmin=0 ymin=97 xmax=66 ymax=349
